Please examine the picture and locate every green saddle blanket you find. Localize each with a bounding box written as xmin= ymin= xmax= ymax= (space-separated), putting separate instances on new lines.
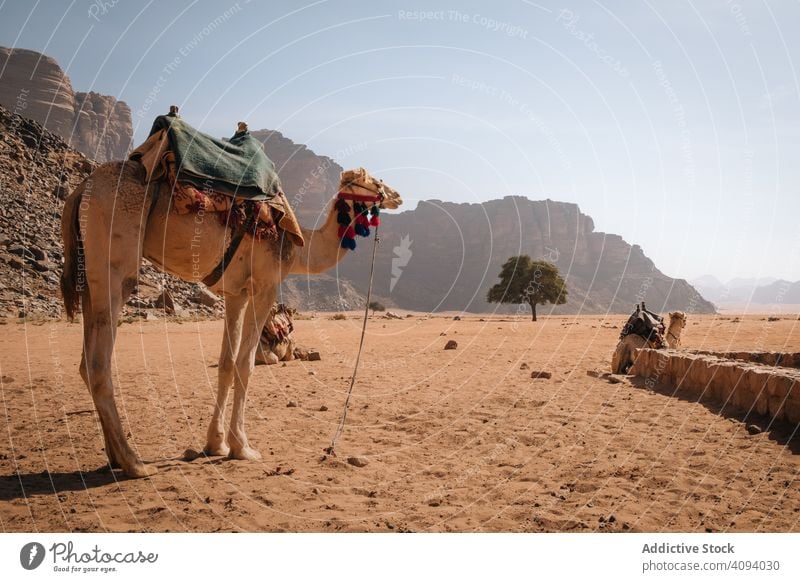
xmin=147 ymin=114 xmax=281 ymax=201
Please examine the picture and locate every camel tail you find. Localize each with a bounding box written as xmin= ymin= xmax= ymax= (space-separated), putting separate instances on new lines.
xmin=60 ymin=182 xmax=85 ymax=321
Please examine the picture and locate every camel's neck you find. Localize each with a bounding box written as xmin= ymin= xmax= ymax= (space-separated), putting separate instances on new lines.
xmin=666 ymin=318 xmax=683 ymax=347
xmin=289 ymin=198 xmax=349 ymax=274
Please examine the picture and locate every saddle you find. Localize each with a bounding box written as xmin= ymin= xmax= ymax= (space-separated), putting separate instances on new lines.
xmin=620 ymin=302 xmax=665 ymax=347
xmin=129 ymin=112 xmax=304 ymax=286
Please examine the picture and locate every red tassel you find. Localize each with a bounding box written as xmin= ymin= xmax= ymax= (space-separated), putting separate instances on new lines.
xmin=369 ymin=215 xmax=380 ymax=227
xmin=345 ymin=225 xmax=355 ymax=238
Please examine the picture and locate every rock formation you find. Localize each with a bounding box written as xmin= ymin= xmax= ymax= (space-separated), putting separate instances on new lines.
xmin=0 ymin=47 xmax=132 ymax=162
xmin=253 ymin=130 xmax=714 ymax=315
xmin=251 ymin=129 xmax=338 ymax=226
xmin=335 ymin=197 xmax=715 ymax=314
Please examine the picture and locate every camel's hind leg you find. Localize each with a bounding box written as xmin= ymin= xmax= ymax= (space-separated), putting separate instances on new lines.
xmin=77 ymin=163 xmax=155 ymax=478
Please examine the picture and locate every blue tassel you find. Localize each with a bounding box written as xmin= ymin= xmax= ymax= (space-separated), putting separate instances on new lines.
xmin=341 ymin=237 xmax=357 ymax=250
xmin=355 ymin=223 xmax=369 ymax=237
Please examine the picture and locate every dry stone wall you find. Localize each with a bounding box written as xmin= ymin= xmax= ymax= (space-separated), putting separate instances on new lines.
xmin=631 ymin=349 xmax=800 ymax=425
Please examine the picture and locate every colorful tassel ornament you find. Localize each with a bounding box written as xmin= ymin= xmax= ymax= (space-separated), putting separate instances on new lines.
xmin=335 ymin=196 xmax=381 ymax=250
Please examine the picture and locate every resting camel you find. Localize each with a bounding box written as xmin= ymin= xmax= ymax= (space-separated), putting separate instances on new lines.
xmin=254 ymin=303 xmax=296 ymax=365
xmin=60 ymin=162 xmax=400 ymax=477
xmin=610 ymin=311 xmax=686 ymax=374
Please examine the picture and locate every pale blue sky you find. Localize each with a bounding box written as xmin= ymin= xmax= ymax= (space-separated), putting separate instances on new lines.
xmin=1 ymin=0 xmax=798 ymax=282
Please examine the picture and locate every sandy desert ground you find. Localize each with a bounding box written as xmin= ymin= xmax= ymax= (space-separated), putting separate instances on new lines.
xmin=1 ymin=312 xmax=798 ymax=533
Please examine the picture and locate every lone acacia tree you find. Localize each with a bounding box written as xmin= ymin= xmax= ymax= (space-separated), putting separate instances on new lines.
xmin=486 ymin=256 xmax=567 ymax=321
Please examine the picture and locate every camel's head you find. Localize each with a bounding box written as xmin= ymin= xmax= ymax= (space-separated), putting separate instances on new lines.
xmin=339 ymin=167 xmax=402 ymax=210
xmin=668 ymin=311 xmax=687 ymax=329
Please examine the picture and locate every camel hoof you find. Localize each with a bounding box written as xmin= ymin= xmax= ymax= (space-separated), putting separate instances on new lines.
xmin=203 ymin=443 xmax=230 ymax=457
xmin=124 ymin=463 xmax=158 ymax=479
xmin=229 ymin=447 xmax=262 ymax=461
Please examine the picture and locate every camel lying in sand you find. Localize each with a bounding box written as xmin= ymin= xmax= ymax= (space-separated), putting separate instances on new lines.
xmin=611 ymin=311 xmax=686 ymax=374
xmin=255 ymin=303 xmax=296 ymax=365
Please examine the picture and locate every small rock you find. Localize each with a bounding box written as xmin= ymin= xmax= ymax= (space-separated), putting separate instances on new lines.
xmin=308 ymin=371 xmax=317 ymax=376
xmin=287 ymin=400 xmax=298 ymax=408
xmin=30 ymin=259 xmax=52 ymax=272
xmin=190 ymin=286 xmax=220 ymax=307
xmin=444 ymin=340 xmax=458 ymax=350
xmin=307 ymin=350 xmax=321 ymax=361
xmin=746 ymin=424 xmax=762 ymax=435
xmin=520 ymin=363 xmax=529 ymax=370
xmin=8 ymin=244 xmax=34 ymax=261
xmin=318 ymin=405 xmax=328 ymax=412
xmin=384 ymin=311 xmax=402 ymax=319
xmin=530 ymin=371 xmax=552 ymax=379
xmin=145 ymin=312 xmax=159 ymax=321
xmin=586 ymin=370 xmax=602 ymax=378
xmin=154 ymin=288 xmax=175 ymax=315
xmin=453 ymin=316 xmax=461 ymax=321
xmin=347 ymin=456 xmax=369 ymax=467
xmin=182 ymin=448 xmax=201 ymax=461
xmin=6 ymin=256 xmax=24 ymax=270
xmin=53 ymin=183 xmax=70 ymax=200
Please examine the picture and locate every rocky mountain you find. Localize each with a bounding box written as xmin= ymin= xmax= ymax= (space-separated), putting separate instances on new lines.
xmin=690 ymin=275 xmax=785 ymax=304
xmin=751 ymin=280 xmax=800 ymax=305
xmin=0 ymin=47 xmax=132 ymax=162
xmin=335 ymin=197 xmax=715 ymax=315
xmin=250 ymin=129 xmax=338 ymax=226
xmin=252 ymin=130 xmax=713 ymax=315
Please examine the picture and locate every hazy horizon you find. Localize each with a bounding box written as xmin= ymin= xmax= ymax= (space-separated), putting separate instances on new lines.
xmin=1 ymin=0 xmax=798 ymax=283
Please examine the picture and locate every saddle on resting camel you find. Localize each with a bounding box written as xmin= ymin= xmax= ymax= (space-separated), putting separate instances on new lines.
xmin=129 ymin=109 xmax=304 ymax=285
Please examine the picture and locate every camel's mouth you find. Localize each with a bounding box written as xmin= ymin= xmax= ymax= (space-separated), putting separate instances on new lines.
xmin=339 ymin=167 xmax=402 ymax=210
xmin=380 ymin=184 xmax=402 ymax=210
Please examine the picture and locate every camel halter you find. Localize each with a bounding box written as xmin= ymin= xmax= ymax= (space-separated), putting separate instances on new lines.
xmin=334 ymin=184 xmax=384 ymax=250
xmin=324 ymin=188 xmax=384 ymax=458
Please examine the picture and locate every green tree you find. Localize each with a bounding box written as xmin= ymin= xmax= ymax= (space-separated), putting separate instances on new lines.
xmin=486 ymin=256 xmax=567 ymax=321
xmin=368 ymin=301 xmax=386 ymax=316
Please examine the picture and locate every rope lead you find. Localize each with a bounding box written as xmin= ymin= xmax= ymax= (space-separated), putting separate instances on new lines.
xmin=324 ymin=224 xmax=381 ymax=458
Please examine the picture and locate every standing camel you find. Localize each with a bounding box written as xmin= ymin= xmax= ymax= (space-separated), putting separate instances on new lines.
xmin=60 ymin=162 xmax=400 ymax=478
xmin=610 ymin=311 xmax=687 ymax=374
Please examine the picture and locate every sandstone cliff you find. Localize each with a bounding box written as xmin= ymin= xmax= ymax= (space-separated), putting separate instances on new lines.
xmin=335 ymin=197 xmax=715 ymax=315
xmin=250 ymin=129 xmax=338 ymax=225
xmin=252 ymin=129 xmax=713 ymax=314
xmin=0 ymin=47 xmax=132 ymax=162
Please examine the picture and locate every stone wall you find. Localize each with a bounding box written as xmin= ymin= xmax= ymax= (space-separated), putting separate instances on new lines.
xmin=688 ymin=350 xmax=800 ymax=369
xmin=630 ymin=349 xmax=800 ymax=425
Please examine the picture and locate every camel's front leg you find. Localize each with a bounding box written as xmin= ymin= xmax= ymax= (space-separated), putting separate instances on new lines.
xmin=204 ymin=290 xmax=248 ymax=456
xmin=228 ymin=287 xmax=276 ymax=461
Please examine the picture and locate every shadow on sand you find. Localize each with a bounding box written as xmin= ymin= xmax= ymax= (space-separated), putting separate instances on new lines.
xmin=627 ymin=376 xmax=800 ymax=455
xmin=0 ymin=466 xmax=131 ymax=502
